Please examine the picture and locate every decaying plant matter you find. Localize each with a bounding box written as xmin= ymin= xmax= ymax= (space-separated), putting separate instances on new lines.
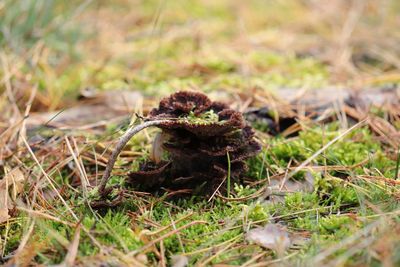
xmin=95 ymin=91 xmax=261 ymax=205
xmin=246 ymin=86 xmax=400 ymax=138
xmin=130 ymin=91 xmax=261 ymax=195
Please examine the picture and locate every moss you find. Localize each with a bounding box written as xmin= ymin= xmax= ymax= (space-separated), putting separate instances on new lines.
xmin=0 ymin=219 xmax=24 ymax=256
xmin=319 ymin=215 xmax=355 ymax=235
xmin=2 ymin=0 xmax=400 ymax=265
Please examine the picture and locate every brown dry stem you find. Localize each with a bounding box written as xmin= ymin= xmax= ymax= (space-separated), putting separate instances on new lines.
xmin=96 ymin=120 xmax=170 ymax=201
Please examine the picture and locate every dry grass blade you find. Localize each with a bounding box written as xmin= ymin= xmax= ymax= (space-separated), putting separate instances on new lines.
xmin=309 ymin=217 xmax=388 ymax=265
xmin=61 ymin=224 xmax=81 ymax=267
xmin=65 ymin=136 xmax=89 ymax=196
xmin=20 ymin=134 xmax=79 ymax=221
xmin=16 ymin=206 xmax=75 ymax=226
xmin=0 ymin=167 xmax=24 ymax=223
xmin=197 ymin=235 xmax=241 ymax=267
xmin=279 ymin=119 xmax=366 ymax=190
xmin=395 ymin=147 xmax=400 ymax=180
xmin=180 ymin=235 xmax=242 ymax=257
xmin=9 ymin=219 xmax=35 ymax=266
xmin=142 ymin=212 xmax=194 ymax=236
xmin=130 ymin=220 xmax=207 ymax=256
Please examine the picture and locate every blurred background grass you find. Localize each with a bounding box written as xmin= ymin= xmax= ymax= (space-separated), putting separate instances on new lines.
xmin=0 ymin=0 xmax=399 ymax=119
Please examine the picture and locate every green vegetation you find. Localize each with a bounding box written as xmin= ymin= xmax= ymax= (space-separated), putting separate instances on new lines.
xmin=182 ymin=110 xmax=220 ymax=124
xmin=1 ymin=0 xmax=399 ymax=266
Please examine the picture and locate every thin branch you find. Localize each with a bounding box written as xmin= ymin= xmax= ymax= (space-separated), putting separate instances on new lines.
xmin=98 ymin=120 xmax=169 ymax=196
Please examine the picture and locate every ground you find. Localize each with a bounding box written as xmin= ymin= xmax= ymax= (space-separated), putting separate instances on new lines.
xmin=1 ymin=0 xmax=400 ymax=266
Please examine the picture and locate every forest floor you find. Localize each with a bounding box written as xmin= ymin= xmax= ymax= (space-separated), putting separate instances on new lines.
xmin=1 ymin=1 xmax=400 ymax=266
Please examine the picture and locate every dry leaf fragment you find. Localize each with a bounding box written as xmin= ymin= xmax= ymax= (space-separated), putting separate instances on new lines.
xmin=246 ymin=224 xmax=291 ymax=253
xmin=26 ymin=90 xmax=143 ymax=129
xmin=0 ymin=167 xmax=25 ymax=223
xmin=171 ymin=255 xmax=189 ymax=267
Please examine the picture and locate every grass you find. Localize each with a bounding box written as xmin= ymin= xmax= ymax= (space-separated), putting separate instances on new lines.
xmin=226 ymin=152 xmax=231 ymax=198
xmin=1 ymin=0 xmax=400 ymax=266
